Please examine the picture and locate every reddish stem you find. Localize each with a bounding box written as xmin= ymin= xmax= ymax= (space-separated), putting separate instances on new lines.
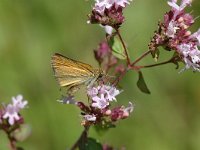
xmin=139 ymin=59 xmax=173 ymax=69
xmin=131 ymin=50 xmax=151 ymax=66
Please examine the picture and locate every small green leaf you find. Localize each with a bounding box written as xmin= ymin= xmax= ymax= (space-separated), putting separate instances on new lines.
xmin=137 ymin=71 xmax=151 ymax=94
xmin=151 ymin=48 xmax=160 ymax=62
xmin=79 ymin=138 xmax=102 ymax=150
xmin=109 ymin=37 xmax=126 ymax=60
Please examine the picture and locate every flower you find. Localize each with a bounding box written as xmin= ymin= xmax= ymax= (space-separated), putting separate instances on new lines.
xmin=111 ymin=102 xmax=134 ymax=121
xmin=191 ymin=29 xmax=200 ymax=46
xmin=3 ymin=104 xmax=20 ymax=125
xmin=94 ymin=41 xmax=110 ymax=64
xmin=167 ymin=0 xmax=192 ymax=14
xmin=104 ymin=86 xmax=120 ymax=101
xmin=166 ymin=20 xmax=179 ymax=38
xmin=83 ymin=114 xmax=96 ymax=122
xmin=88 ymin=84 xmax=120 ymax=109
xmin=177 ymin=43 xmax=200 ymax=71
xmin=88 ymin=0 xmax=132 ymax=27
xmin=92 ymin=94 xmax=110 ymax=109
xmin=12 ymin=95 xmax=28 ymax=111
xmin=2 ymin=95 xmax=28 ymax=125
xmin=94 ymin=0 xmax=132 ymax=15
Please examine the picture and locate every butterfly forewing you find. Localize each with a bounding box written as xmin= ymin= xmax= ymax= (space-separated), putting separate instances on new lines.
xmin=51 ymin=53 xmax=97 ymax=88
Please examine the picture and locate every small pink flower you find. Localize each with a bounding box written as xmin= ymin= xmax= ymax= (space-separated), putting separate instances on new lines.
xmin=191 ymin=29 xmax=200 ymax=46
xmin=177 ymin=43 xmax=200 ymax=71
xmin=92 ymin=94 xmax=110 ymax=109
xmin=105 ymin=86 xmax=120 ymax=101
xmin=2 ymin=95 xmax=28 ymax=125
xmin=83 ymin=114 xmax=97 ymax=122
xmin=166 ymin=21 xmax=179 ymax=38
xmin=12 ymin=95 xmax=28 ymax=111
xmin=3 ymin=104 xmax=20 ymax=125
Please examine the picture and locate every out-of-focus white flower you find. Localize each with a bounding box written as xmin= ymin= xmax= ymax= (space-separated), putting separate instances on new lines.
xmin=83 ymin=114 xmax=96 ymax=122
xmin=12 ymin=95 xmax=28 ymax=111
xmin=2 ymin=95 xmax=28 ymax=125
xmin=3 ymin=104 xmax=20 ymax=125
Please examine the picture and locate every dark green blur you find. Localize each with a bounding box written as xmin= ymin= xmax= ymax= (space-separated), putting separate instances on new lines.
xmin=0 ymin=0 xmax=200 ymax=149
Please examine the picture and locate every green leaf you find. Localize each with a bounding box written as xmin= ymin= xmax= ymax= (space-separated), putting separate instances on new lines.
xmin=137 ymin=71 xmax=151 ymax=94
xmin=151 ymin=48 xmax=160 ymax=62
xmin=109 ymin=37 xmax=126 ymax=60
xmin=79 ymin=138 xmax=102 ymax=150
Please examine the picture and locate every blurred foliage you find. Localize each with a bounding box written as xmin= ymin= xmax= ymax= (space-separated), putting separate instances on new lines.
xmin=0 ymin=0 xmax=200 ymax=149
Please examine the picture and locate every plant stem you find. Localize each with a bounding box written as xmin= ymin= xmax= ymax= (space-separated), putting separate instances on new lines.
xmin=115 ymin=28 xmax=131 ymax=65
xmin=70 ymin=126 xmax=90 ymax=150
xmin=7 ymin=134 xmax=17 ymax=150
xmin=131 ymin=50 xmax=151 ymax=66
xmin=137 ymin=59 xmax=173 ymax=69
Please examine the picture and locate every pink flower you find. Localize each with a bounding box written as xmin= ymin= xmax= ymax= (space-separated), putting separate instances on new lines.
xmin=83 ymin=114 xmax=97 ymax=122
xmin=88 ymin=84 xmax=120 ymax=109
xmin=166 ymin=20 xmax=179 ymax=38
xmin=177 ymin=43 xmax=200 ymax=71
xmin=12 ymin=95 xmax=28 ymax=111
xmin=168 ymin=0 xmax=192 ymax=12
xmin=94 ymin=0 xmax=132 ymax=15
xmin=191 ymin=29 xmax=200 ymax=46
xmin=92 ymin=94 xmax=110 ymax=109
xmin=2 ymin=95 xmax=28 ymax=125
xmin=3 ymin=104 xmax=20 ymax=125
xmin=110 ymin=102 xmax=134 ymax=121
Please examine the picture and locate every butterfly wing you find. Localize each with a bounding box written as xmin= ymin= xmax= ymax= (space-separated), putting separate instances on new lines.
xmin=51 ymin=53 xmax=95 ymax=87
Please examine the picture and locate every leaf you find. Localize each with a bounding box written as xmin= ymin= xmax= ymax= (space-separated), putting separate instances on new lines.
xmin=137 ymin=71 xmax=151 ymax=94
xmin=79 ymin=138 xmax=102 ymax=150
xmin=109 ymin=37 xmax=126 ymax=60
xmin=151 ymin=48 xmax=160 ymax=62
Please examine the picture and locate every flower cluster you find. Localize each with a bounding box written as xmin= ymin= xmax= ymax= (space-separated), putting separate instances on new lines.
xmin=59 ymin=84 xmax=133 ymax=127
xmin=0 ymin=95 xmax=28 ymax=126
xmin=149 ymin=0 xmax=200 ymax=72
xmin=88 ymin=0 xmax=132 ymax=28
xmin=81 ymin=84 xmax=133 ymax=126
xmin=0 ymin=95 xmax=29 ymax=149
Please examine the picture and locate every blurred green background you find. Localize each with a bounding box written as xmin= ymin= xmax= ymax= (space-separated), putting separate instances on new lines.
xmin=0 ymin=0 xmax=200 ymax=149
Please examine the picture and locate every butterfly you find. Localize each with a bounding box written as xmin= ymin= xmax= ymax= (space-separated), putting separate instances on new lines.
xmin=51 ymin=53 xmax=104 ymax=94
